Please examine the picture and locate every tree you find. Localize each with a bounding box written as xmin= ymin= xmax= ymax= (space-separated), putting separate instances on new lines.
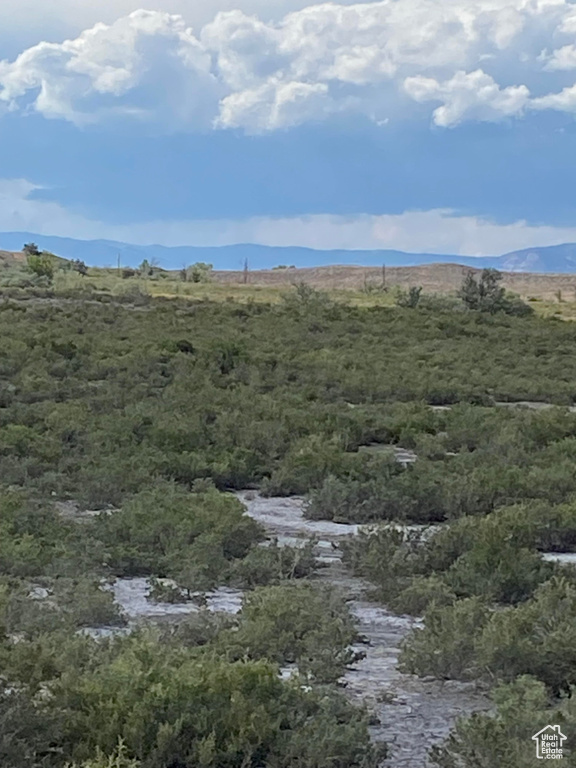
xmin=72 ymin=259 xmax=88 ymax=276
xmin=458 ymin=269 xmax=505 ymax=312
xmin=186 ymin=262 xmax=213 ymax=283
xmin=139 ymin=260 xmax=153 ymax=277
xmin=23 ymin=243 xmax=40 ymax=257
xmin=458 ymin=269 xmax=532 ymax=316
xmin=396 ymin=286 xmax=422 ymax=308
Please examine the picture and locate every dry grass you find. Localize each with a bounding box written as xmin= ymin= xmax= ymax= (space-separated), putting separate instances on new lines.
xmin=211 ymin=263 xmax=576 ymax=302
xmin=0 ymin=250 xmax=26 ymax=265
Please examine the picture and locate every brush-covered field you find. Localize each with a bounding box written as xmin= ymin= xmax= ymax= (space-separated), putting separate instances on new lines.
xmin=2 ymin=258 xmax=576 ymax=766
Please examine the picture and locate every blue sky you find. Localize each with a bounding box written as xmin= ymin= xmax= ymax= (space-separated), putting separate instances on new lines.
xmin=1 ymin=0 xmax=576 ymax=257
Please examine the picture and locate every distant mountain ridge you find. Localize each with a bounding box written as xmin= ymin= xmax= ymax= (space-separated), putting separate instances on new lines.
xmin=1 ymin=231 xmax=576 ymax=274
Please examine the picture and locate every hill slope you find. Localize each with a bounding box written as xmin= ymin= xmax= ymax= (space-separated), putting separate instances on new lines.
xmin=213 ymin=263 xmax=576 ymax=301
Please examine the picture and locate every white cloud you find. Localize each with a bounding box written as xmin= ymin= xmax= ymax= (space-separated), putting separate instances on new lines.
xmin=0 ymin=11 xmax=222 ymax=128
xmin=404 ymin=69 xmax=530 ymax=126
xmin=532 ymin=83 xmax=576 ymax=112
xmin=0 ymin=178 xmax=112 ymax=237
xmin=0 ymin=0 xmax=332 ymax=46
xmin=3 ymin=177 xmax=576 ymax=257
xmin=543 ymin=44 xmax=576 ymax=71
xmin=217 ymin=79 xmax=338 ymax=131
xmin=1 ymin=1 xmax=576 ymax=131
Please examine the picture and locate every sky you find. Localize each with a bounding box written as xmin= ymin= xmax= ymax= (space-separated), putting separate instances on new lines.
xmin=1 ymin=0 xmax=576 ymax=257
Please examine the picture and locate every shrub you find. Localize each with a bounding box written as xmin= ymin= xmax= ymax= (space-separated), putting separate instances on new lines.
xmin=391 ymin=575 xmax=457 ymax=615
xmin=26 ymin=252 xmax=55 ymax=280
xmin=395 ymin=286 xmax=423 ymax=308
xmin=431 ymin=676 xmax=565 ymax=768
xmin=477 ymin=576 xmax=576 ymax=693
xmin=185 ymin=263 xmax=213 ymax=283
xmin=444 ymin=534 xmax=552 ymax=604
xmin=232 ymin=540 xmax=318 ymax=588
xmin=399 ymin=598 xmax=490 ymax=680
xmin=93 ymin=485 xmax=264 ymax=583
xmin=221 ymin=582 xmax=358 ymax=683
xmin=0 ymin=687 xmax=62 ymax=768
xmin=50 ymin=637 xmax=378 ymax=768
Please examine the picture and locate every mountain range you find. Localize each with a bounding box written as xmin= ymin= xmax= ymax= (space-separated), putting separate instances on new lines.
xmin=1 ymin=231 xmax=576 ymax=273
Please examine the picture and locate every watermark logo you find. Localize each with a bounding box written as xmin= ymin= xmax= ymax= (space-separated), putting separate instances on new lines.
xmin=532 ymin=725 xmax=567 ymax=760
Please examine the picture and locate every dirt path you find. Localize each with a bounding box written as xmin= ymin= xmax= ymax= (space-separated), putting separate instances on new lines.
xmin=238 ymin=492 xmax=490 ymax=768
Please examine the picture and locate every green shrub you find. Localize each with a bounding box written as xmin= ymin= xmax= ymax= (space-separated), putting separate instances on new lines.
xmin=221 ymin=582 xmax=358 ymax=683
xmin=399 ymin=598 xmax=490 ymax=679
xmin=431 ymin=676 xmax=566 ymax=767
xmin=477 ymin=576 xmax=576 ymax=693
xmin=94 ymin=485 xmax=263 ymax=583
xmin=51 ymin=637 xmax=378 ymax=768
xmin=391 ymin=575 xmax=457 ymax=615
xmin=232 ymin=540 xmax=318 ymax=587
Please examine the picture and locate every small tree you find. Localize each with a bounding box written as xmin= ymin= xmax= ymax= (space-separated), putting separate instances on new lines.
xmin=396 ymin=286 xmax=422 ymax=308
xmin=23 ymin=243 xmax=40 ymax=257
xmin=186 ymin=263 xmax=213 ymax=283
xmin=458 ymin=269 xmax=506 ymax=313
xmin=72 ymin=259 xmax=88 ymax=276
xmin=139 ymin=259 xmax=153 ymax=277
xmin=458 ymin=269 xmax=532 ymax=316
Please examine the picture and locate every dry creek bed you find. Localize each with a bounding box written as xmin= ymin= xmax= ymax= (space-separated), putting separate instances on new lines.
xmin=237 ymin=492 xmax=491 ymax=768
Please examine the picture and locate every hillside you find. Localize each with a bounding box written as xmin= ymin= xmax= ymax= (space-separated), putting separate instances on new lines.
xmin=4 ymin=244 xmax=576 ymax=301
xmin=0 ymin=249 xmax=25 ymax=265
xmin=212 ymin=263 xmax=576 ymax=301
xmin=500 ymin=243 xmax=576 ymax=272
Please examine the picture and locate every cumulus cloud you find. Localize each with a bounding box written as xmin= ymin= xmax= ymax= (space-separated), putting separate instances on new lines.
xmin=1 ymin=0 xmax=576 ymax=131
xmin=404 ymin=69 xmax=530 ymax=126
xmin=0 ymin=10 xmax=222 ymax=128
xmin=543 ymin=44 xmax=576 ymax=71
xmin=217 ymin=79 xmax=340 ymax=131
xmin=0 ymin=0 xmax=333 ymax=40
xmin=3 ymin=177 xmax=576 ymax=257
xmin=532 ymin=83 xmax=576 ymax=113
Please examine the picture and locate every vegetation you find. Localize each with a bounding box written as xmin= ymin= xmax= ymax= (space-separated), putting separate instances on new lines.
xmin=0 ymin=257 xmax=575 ymax=766
xmin=184 ymin=262 xmax=213 ymax=283
xmin=0 ymin=486 xmax=379 ymax=768
xmin=218 ymin=582 xmax=359 ymax=683
xmin=26 ymin=250 xmax=55 ymax=280
xmin=0 ymin=632 xmax=379 ymax=768
xmin=395 ymin=285 xmax=422 ymax=308
xmin=458 ymin=268 xmax=534 ymax=316
xmin=431 ymin=676 xmax=576 ymax=767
